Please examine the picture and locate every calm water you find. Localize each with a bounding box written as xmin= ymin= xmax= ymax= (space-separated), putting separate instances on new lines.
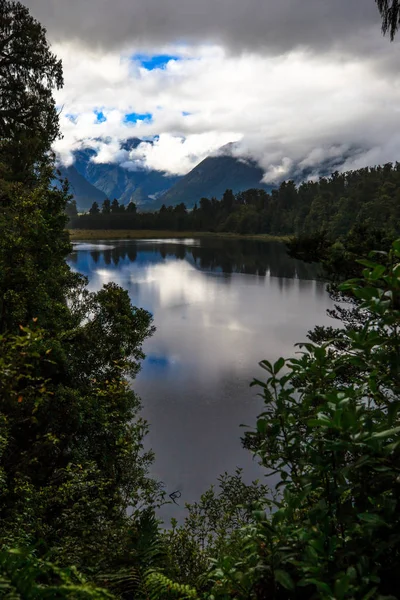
xmin=68 ymin=238 xmax=332 ymax=521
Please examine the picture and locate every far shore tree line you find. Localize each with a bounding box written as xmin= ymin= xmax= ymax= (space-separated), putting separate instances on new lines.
xmin=68 ymin=163 xmax=400 ymax=238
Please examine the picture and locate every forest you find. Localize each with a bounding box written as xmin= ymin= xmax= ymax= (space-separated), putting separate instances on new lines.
xmin=1 ymin=0 xmax=400 ymax=598
xmin=69 ymin=164 xmax=400 ymax=238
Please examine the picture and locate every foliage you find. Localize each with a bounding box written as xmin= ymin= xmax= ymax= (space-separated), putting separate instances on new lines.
xmin=287 ymin=224 xmax=394 ymax=281
xmin=73 ymin=163 xmax=400 ymax=238
xmin=95 ymin=509 xmax=167 ymax=599
xmin=0 ymin=288 xmax=158 ymax=568
xmin=0 ymin=175 xmax=73 ymax=334
xmin=213 ymin=239 xmax=400 ymax=599
xmin=145 ymin=571 xmax=198 ymax=600
xmin=0 ymin=548 xmax=112 ymax=599
xmin=4 ymin=3 xmax=400 ymax=597
xmin=89 ymin=201 xmax=100 ymax=215
xmin=0 ymin=0 xmax=158 ymax=577
xmin=0 ymin=0 xmax=63 ymax=180
xmin=287 ymin=224 xmax=395 ymax=354
xmin=164 ymin=470 xmax=270 ymax=588
xmin=376 ymin=0 xmax=400 ymax=40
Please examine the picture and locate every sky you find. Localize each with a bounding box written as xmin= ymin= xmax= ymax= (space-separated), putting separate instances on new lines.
xmin=25 ymin=0 xmax=400 ymax=181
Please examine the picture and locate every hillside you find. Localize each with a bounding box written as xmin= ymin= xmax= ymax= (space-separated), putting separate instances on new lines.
xmin=61 ymin=140 xmax=275 ymax=211
xmin=72 ymin=145 xmax=180 ymax=208
xmin=157 ymin=155 xmax=272 ymax=208
xmin=59 ymin=164 xmax=107 ymax=210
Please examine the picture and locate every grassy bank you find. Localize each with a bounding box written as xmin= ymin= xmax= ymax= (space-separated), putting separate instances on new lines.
xmin=68 ymin=229 xmax=290 ymax=242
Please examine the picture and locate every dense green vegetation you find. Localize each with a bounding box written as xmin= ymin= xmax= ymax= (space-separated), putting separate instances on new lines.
xmin=71 ymin=164 xmax=400 ymax=237
xmin=2 ymin=1 xmax=400 ymax=598
xmin=0 ymin=0 xmax=158 ymax=592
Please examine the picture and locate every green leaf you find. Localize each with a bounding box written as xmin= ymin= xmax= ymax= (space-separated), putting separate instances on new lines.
xmin=256 ymin=419 xmax=267 ymax=434
xmin=275 ymin=569 xmax=294 ymax=591
xmin=335 ymin=574 xmax=350 ymax=598
xmin=273 ymin=357 xmax=285 ymax=374
xmin=354 ymin=287 xmax=378 ymax=301
xmin=392 ymin=239 xmax=400 ymax=254
xmin=358 ymin=513 xmax=386 ymax=526
xmin=358 ymin=259 xmax=379 ymax=268
xmin=370 ymin=265 xmax=386 ymax=280
xmin=362 ymin=587 xmax=378 ymax=600
xmin=259 ymin=360 xmax=273 ymax=374
xmin=307 ymin=415 xmax=332 ymax=428
xmin=371 ymin=426 xmax=400 ymax=439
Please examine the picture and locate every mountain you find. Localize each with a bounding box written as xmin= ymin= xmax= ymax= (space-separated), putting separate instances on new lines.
xmin=59 ymin=165 xmax=107 ymax=210
xmin=156 ymin=154 xmax=272 ymax=208
xmin=60 ymin=138 xmax=273 ymax=212
xmin=71 ymin=141 xmax=180 ymax=210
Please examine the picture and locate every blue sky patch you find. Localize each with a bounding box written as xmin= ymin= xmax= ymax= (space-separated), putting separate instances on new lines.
xmin=94 ymin=110 xmax=106 ymax=123
xmin=147 ymin=355 xmax=170 ymax=368
xmin=134 ymin=53 xmax=180 ymax=70
xmin=124 ymin=112 xmax=153 ymax=124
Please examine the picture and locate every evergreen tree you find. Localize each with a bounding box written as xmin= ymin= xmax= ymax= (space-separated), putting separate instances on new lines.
xmin=0 ymin=0 xmax=63 ymax=181
xmin=0 ymin=2 xmax=158 ymax=572
xmin=102 ymin=198 xmax=111 ymax=214
xmin=89 ymin=201 xmax=100 ymax=215
xmin=111 ymin=198 xmax=120 ymax=213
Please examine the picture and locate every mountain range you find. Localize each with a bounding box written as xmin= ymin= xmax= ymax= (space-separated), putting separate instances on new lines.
xmin=59 ymin=138 xmax=271 ymax=211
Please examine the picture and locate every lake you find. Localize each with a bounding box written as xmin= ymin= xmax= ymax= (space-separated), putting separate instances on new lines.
xmin=68 ymin=237 xmax=333 ymax=522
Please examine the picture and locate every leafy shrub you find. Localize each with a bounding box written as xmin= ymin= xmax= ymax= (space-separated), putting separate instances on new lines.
xmin=208 ymin=240 xmax=400 ymax=599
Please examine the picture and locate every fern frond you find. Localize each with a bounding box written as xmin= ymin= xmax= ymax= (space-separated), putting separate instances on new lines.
xmin=0 ymin=549 xmax=113 ymax=599
xmin=130 ymin=509 xmax=166 ymax=569
xmin=97 ymin=567 xmax=141 ymax=596
xmin=145 ymin=570 xmax=199 ymax=600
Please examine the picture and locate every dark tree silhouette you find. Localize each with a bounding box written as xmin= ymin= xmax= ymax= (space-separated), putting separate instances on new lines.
xmin=376 ymin=0 xmax=400 ymax=39
xmin=89 ymin=201 xmax=100 ymax=215
xmin=0 ymin=1 xmax=63 ymax=178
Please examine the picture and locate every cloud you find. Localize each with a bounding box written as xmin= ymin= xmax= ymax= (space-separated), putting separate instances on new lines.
xmin=127 ymin=133 xmax=242 ymax=174
xmin=24 ymin=0 xmax=400 ymax=181
xmin=26 ymin=0 xmax=382 ymax=56
xmin=51 ymin=38 xmax=400 ymax=180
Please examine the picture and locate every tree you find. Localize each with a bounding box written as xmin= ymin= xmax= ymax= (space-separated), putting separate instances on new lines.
xmin=0 ymin=175 xmax=74 ymax=334
xmin=0 ymin=1 xmax=63 ymax=179
xmin=0 ymin=548 xmax=112 ymax=599
xmin=102 ymin=198 xmax=111 ymax=214
xmin=207 ymin=240 xmax=400 ymax=599
xmin=221 ymin=189 xmax=235 ymax=211
xmin=173 ymin=202 xmax=187 ymax=214
xmin=165 ymin=470 xmax=270 ymax=588
xmin=0 ymin=1 xmax=159 ymax=573
xmin=111 ymin=198 xmax=120 ymax=213
xmin=376 ymin=0 xmax=400 ymax=39
xmin=89 ymin=201 xmax=100 ymax=215
xmin=127 ymin=201 xmax=137 ymax=214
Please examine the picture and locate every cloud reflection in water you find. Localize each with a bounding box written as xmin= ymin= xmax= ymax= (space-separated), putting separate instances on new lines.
xmin=69 ymin=238 xmax=331 ymax=521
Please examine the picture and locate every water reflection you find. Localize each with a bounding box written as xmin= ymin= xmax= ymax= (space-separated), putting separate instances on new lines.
xmin=72 ymin=238 xmax=320 ymax=279
xmin=69 ymin=238 xmax=331 ymax=522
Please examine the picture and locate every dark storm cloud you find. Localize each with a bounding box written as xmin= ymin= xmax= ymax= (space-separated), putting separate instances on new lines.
xmin=25 ymin=0 xmax=382 ymax=54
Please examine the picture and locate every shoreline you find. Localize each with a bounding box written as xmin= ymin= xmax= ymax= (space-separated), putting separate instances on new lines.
xmin=68 ymin=229 xmax=290 ymax=242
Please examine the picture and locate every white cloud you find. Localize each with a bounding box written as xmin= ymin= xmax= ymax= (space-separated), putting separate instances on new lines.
xmin=52 ymin=40 xmax=400 ymax=179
